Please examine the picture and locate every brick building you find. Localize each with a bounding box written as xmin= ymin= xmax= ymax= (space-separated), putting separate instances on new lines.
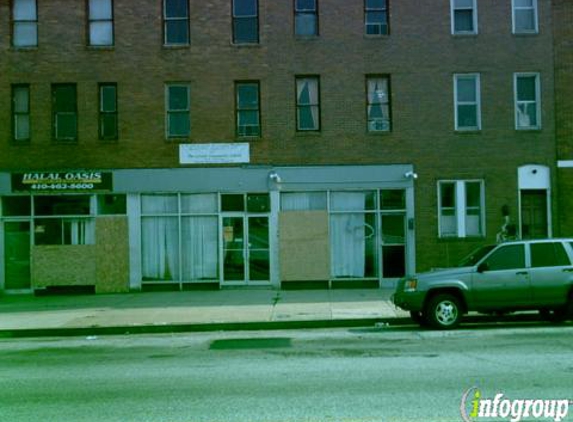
xmin=0 ymin=0 xmax=564 ymax=293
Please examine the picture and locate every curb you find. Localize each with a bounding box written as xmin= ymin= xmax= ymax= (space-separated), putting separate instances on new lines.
xmin=0 ymin=317 xmax=413 ymax=339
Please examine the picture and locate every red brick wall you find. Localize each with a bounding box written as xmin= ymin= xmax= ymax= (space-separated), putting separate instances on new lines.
xmin=0 ymin=0 xmax=558 ymax=271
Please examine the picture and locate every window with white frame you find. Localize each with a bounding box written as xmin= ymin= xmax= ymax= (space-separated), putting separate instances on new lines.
xmin=88 ymin=0 xmax=114 ymax=46
xmin=12 ymin=84 xmax=31 ymax=142
xmin=296 ymin=76 xmax=320 ymax=131
xmin=235 ymin=81 xmax=261 ymax=137
xmin=367 ymin=76 xmax=391 ymax=132
xmin=514 ymin=73 xmax=541 ymax=130
xmin=295 ymin=0 xmax=318 ymax=37
xmin=12 ymin=0 xmax=38 ymax=47
xmin=364 ymin=0 xmax=388 ymax=35
xmin=165 ymin=83 xmax=190 ymax=138
xmin=512 ymin=0 xmax=538 ymax=34
xmin=454 ymin=73 xmax=481 ymax=131
xmin=163 ymin=0 xmax=190 ymax=45
xmin=451 ymin=0 xmax=477 ymax=35
xmin=233 ymin=0 xmax=259 ymax=44
xmin=438 ymin=180 xmax=484 ymax=238
xmin=52 ymin=84 xmax=78 ymax=142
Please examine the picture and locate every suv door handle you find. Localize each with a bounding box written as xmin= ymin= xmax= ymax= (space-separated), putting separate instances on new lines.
xmin=516 ymin=271 xmax=528 ymax=276
xmin=563 ymin=268 xmax=573 ymax=273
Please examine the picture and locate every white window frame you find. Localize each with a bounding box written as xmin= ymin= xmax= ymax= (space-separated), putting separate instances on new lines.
xmin=88 ymin=0 xmax=114 ymax=46
xmin=438 ymin=180 xmax=485 ymax=238
xmin=512 ymin=0 xmax=538 ymax=34
xmin=165 ymin=83 xmax=191 ymax=139
xmin=450 ymin=0 xmax=478 ymax=35
xmin=514 ymin=72 xmax=541 ymax=130
xmin=12 ymin=0 xmax=38 ymax=47
xmin=454 ymin=73 xmax=481 ymax=131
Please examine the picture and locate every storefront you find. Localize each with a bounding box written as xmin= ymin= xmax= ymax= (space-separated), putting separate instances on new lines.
xmin=0 ymin=165 xmax=417 ymax=293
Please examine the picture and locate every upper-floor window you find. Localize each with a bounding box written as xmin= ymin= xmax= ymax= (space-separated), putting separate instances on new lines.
xmin=232 ymin=0 xmax=259 ymax=44
xmin=438 ymin=180 xmax=485 ymax=238
xmin=296 ymin=76 xmax=320 ymax=131
xmin=366 ymin=76 xmax=391 ymax=132
xmin=12 ymin=0 xmax=38 ymax=47
xmin=235 ymin=81 xmax=261 ymax=138
xmin=295 ymin=0 xmax=318 ymax=37
xmin=12 ymin=84 xmax=31 ymax=142
xmin=88 ymin=0 xmax=114 ymax=46
xmin=52 ymin=84 xmax=78 ymax=142
xmin=451 ymin=0 xmax=477 ymax=35
xmin=163 ymin=0 xmax=190 ymax=45
xmin=165 ymin=83 xmax=190 ymax=138
xmin=512 ymin=0 xmax=538 ymax=34
xmin=99 ymin=83 xmax=118 ymax=140
xmin=454 ymin=73 xmax=481 ymax=131
xmin=514 ymin=73 xmax=541 ymax=130
xmin=364 ymin=0 xmax=388 ymax=35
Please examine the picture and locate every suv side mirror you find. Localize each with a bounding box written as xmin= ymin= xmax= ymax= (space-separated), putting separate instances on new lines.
xmin=477 ymin=262 xmax=489 ymax=273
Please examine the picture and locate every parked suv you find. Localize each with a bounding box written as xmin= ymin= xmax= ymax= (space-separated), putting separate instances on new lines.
xmin=393 ymin=239 xmax=573 ymax=329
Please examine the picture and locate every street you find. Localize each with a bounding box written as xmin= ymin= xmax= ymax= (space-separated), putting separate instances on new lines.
xmin=0 ymin=324 xmax=571 ymax=422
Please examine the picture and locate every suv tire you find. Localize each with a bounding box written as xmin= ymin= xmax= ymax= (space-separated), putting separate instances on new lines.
xmin=425 ymin=294 xmax=462 ymax=329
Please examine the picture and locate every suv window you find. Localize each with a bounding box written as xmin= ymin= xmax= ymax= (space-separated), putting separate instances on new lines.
xmin=483 ymin=244 xmax=525 ymax=271
xmin=531 ymin=242 xmax=571 ymax=268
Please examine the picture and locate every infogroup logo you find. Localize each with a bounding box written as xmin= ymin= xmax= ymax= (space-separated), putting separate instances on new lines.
xmin=460 ymin=387 xmax=571 ymax=422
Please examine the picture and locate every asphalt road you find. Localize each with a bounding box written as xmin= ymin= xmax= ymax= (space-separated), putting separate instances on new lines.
xmin=0 ymin=324 xmax=572 ymax=422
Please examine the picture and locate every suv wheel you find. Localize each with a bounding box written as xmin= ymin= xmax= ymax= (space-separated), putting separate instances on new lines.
xmin=425 ymin=294 xmax=462 ymax=329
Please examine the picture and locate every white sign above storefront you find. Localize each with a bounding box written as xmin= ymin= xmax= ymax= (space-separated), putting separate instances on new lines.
xmin=179 ymin=143 xmax=250 ymax=164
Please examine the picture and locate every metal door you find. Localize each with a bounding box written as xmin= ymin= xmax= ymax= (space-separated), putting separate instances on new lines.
xmin=4 ymin=221 xmax=31 ymax=290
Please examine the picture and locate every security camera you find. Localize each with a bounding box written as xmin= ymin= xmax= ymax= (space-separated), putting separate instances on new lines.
xmin=269 ymin=171 xmax=282 ymax=183
xmin=404 ymin=171 xmax=418 ymax=179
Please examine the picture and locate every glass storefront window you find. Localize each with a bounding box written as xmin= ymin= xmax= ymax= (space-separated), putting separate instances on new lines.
xmin=2 ymin=196 xmax=31 ymax=216
xmin=34 ymin=195 xmax=91 ymax=216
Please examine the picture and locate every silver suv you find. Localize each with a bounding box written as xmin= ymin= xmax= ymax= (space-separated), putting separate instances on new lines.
xmin=392 ymin=239 xmax=573 ymax=329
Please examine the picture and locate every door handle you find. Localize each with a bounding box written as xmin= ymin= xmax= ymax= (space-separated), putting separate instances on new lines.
xmin=563 ymin=268 xmax=573 ymax=273
xmin=516 ymin=271 xmax=528 ymax=276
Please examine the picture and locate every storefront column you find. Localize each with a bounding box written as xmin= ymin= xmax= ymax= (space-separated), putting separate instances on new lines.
xmin=127 ymin=193 xmax=142 ymax=291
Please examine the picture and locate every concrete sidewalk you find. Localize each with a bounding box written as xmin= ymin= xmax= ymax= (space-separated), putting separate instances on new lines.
xmin=0 ymin=289 xmax=410 ymax=337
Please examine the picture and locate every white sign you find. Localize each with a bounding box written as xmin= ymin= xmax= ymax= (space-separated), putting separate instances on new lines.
xmin=179 ymin=143 xmax=250 ymax=164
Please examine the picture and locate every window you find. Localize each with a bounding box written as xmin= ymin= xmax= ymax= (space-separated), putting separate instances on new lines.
xmin=99 ymin=83 xmax=118 ymax=140
xmin=163 ymin=0 xmax=189 ymax=45
xmin=12 ymin=0 xmax=38 ymax=47
xmin=514 ymin=73 xmax=541 ymax=130
xmin=33 ymin=196 xmax=94 ymax=245
xmin=52 ymin=84 xmax=78 ymax=142
xmin=232 ymin=0 xmax=258 ymax=44
xmin=235 ymin=82 xmax=260 ymax=138
xmin=531 ymin=242 xmax=570 ymax=268
xmin=367 ymin=76 xmax=391 ymax=132
xmin=296 ymin=76 xmax=320 ymax=131
xmin=483 ymin=244 xmax=525 ymax=271
xmin=512 ymin=0 xmax=538 ymax=34
xmin=165 ymin=84 xmax=190 ymax=138
xmin=295 ymin=0 xmax=318 ymax=37
xmin=12 ymin=84 xmax=31 ymax=142
xmin=364 ymin=0 xmax=388 ymax=35
xmin=438 ymin=180 xmax=484 ymax=238
xmin=451 ymin=0 xmax=477 ymax=34
xmin=88 ymin=0 xmax=114 ymax=46
xmin=454 ymin=73 xmax=481 ymax=131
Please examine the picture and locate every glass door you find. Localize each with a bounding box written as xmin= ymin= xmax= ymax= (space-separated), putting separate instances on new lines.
xmin=247 ymin=216 xmax=270 ymax=281
xmin=222 ymin=215 xmax=270 ymax=284
xmin=4 ymin=221 xmax=31 ymax=290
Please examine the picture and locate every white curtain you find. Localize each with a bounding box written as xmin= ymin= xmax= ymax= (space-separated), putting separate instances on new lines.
xmin=141 ymin=195 xmax=179 ymax=281
xmin=281 ymin=192 xmax=326 ymax=211
xmin=330 ymin=192 xmax=366 ymax=278
xmin=181 ymin=217 xmax=218 ymax=280
xmin=297 ymin=79 xmax=319 ymax=130
xmin=65 ymin=219 xmax=94 ymax=245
